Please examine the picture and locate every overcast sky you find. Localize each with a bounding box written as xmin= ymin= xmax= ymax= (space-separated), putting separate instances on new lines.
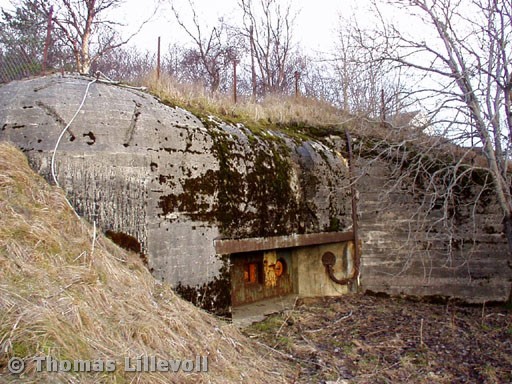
xmin=0 ymin=0 xmax=384 ymax=55
xmin=119 ymin=0 xmax=362 ymax=54
xmin=0 ymin=0 xmax=434 ymax=60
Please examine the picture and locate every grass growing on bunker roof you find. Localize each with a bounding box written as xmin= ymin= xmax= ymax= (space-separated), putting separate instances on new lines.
xmin=141 ymin=73 xmax=497 ymax=194
xmin=0 ymin=142 xmax=293 ymax=383
xmin=144 ymin=73 xmax=348 ymax=137
xmin=142 ymin=74 xmax=475 ymax=157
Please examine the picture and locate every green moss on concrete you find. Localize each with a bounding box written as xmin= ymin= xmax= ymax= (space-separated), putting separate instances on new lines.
xmin=155 ymin=94 xmax=339 ymax=144
xmin=157 ymin=126 xmax=312 ymax=238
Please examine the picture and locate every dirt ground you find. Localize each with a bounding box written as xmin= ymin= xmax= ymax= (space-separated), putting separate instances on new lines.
xmin=242 ymin=294 xmax=512 ymax=384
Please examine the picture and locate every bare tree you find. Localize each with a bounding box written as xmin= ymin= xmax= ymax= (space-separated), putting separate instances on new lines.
xmin=171 ymin=1 xmax=237 ymax=93
xmin=360 ymin=0 xmax=512 ymax=262
xmin=238 ymin=0 xmax=297 ymax=95
xmin=91 ymin=45 xmax=155 ymax=82
xmin=328 ymin=14 xmax=414 ymax=120
xmin=35 ymin=0 xmax=154 ymax=74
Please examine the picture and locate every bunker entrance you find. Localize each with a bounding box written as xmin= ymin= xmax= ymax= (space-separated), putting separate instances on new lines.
xmin=215 ymin=231 xmax=358 ymax=309
xmin=230 ymin=250 xmax=294 ymax=307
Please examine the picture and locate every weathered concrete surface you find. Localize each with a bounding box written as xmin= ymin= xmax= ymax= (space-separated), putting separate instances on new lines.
xmin=292 ymin=242 xmax=352 ymax=297
xmin=2 ymin=74 xmax=508 ymax=307
xmin=0 ymin=74 xmax=352 ymax=313
xmin=214 ymin=231 xmax=354 ymax=254
xmin=231 ymin=294 xmax=299 ymax=328
xmin=355 ymin=151 xmax=512 ymax=303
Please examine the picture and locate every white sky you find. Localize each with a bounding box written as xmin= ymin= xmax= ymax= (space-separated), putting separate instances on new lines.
xmin=0 ymin=0 xmax=436 ymax=63
xmin=119 ymin=0 xmax=356 ymax=54
xmin=0 ymin=0 xmax=382 ymax=55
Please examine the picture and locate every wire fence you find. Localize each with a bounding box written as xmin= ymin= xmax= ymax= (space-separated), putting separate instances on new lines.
xmin=0 ymin=35 xmax=46 ymax=83
xmin=0 ymin=5 xmax=68 ymax=84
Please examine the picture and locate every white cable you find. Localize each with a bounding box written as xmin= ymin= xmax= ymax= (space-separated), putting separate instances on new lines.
xmin=51 ymin=78 xmax=97 ymax=187
xmin=50 ymin=77 xmax=97 ymax=218
xmin=49 ymin=74 xmax=138 ymax=251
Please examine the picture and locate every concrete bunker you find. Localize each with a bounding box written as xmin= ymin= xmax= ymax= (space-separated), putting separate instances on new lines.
xmin=215 ymin=232 xmax=358 ymax=308
xmin=1 ymin=74 xmax=510 ymax=314
xmin=0 ymin=75 xmax=355 ymax=316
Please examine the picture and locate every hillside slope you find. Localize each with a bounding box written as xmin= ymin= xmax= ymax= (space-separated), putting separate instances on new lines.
xmin=0 ymin=142 xmax=293 ymax=383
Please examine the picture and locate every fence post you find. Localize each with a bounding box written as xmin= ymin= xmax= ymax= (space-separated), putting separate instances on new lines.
xmin=42 ymin=5 xmax=54 ymax=74
xmin=294 ymin=71 xmax=300 ymax=98
xmin=233 ymin=59 xmax=239 ymax=104
xmin=345 ymin=128 xmax=360 ymax=290
xmin=380 ymin=88 xmax=386 ymax=128
xmin=249 ymin=26 xmax=257 ymax=98
xmin=156 ymin=36 xmax=161 ymax=81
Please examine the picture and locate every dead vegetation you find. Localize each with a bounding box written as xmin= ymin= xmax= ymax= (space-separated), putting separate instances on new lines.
xmin=144 ymin=73 xmax=351 ymax=133
xmin=144 ymin=73 xmax=490 ymax=171
xmin=244 ymin=295 xmax=512 ymax=384
xmin=0 ymin=142 xmax=293 ymax=383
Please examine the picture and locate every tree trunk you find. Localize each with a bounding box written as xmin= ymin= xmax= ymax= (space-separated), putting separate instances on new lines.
xmin=80 ymin=29 xmax=91 ymax=75
xmin=249 ymin=26 xmax=257 ymax=98
xmin=504 ymin=213 xmax=512 ymax=302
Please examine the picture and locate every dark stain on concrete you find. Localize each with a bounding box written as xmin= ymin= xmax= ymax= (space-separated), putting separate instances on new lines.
xmin=35 ymin=100 xmax=76 ymax=141
xmin=105 ymin=230 xmax=150 ymax=270
xmin=83 ymin=131 xmax=96 ymax=145
xmin=157 ymin=130 xmax=313 ymax=238
xmin=174 ymin=255 xmax=231 ymax=316
xmin=123 ymin=100 xmax=142 ymax=147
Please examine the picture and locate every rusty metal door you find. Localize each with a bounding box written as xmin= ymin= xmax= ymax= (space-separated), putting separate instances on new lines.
xmin=230 ymin=250 xmax=293 ymax=306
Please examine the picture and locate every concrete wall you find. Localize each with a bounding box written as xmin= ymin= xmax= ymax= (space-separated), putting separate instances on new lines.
xmin=1 ymin=74 xmax=509 ymax=307
xmin=356 ymin=154 xmax=512 ymax=303
xmin=292 ymin=242 xmax=353 ymax=297
xmin=0 ymin=74 xmax=352 ymax=313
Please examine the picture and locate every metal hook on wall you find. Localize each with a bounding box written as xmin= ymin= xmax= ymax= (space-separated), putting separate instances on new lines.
xmin=321 ymin=249 xmax=357 ymax=285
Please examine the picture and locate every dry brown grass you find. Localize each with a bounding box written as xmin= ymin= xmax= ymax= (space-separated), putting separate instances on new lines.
xmin=144 ymin=73 xmax=346 ymax=131
xmin=0 ymin=142 xmax=294 ymax=383
xmin=142 ymin=74 xmax=447 ymax=152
